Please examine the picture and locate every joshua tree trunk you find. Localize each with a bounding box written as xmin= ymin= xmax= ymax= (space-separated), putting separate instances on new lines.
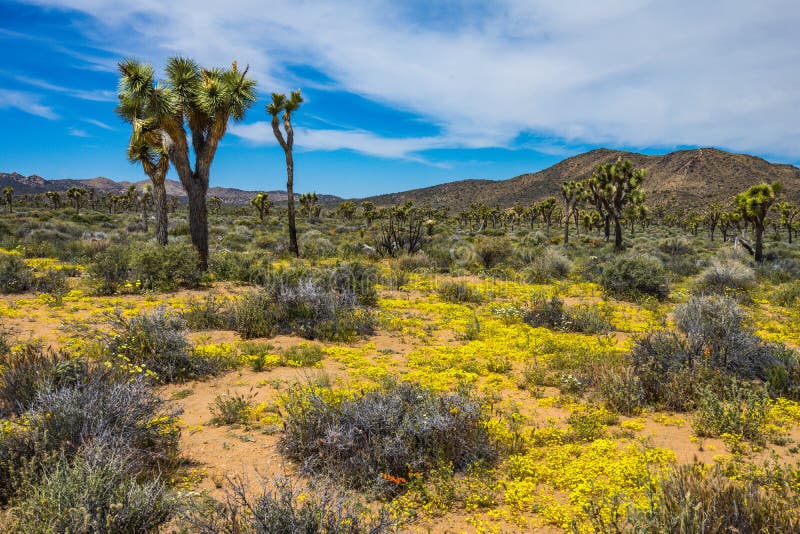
xmin=186 ymin=181 xmax=209 ymax=268
xmin=153 ymin=182 xmax=168 ymax=246
xmin=614 ymin=217 xmax=624 ymax=251
xmin=754 ymin=223 xmax=764 ymax=263
xmin=285 ymin=151 xmax=299 ymax=256
xmin=604 ymin=216 xmax=610 ymax=241
xmin=563 ymin=217 xmax=570 ymax=246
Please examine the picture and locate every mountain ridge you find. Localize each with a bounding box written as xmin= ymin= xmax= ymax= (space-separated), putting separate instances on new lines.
xmin=0 ymin=172 xmax=341 ymax=205
xmin=363 ymin=147 xmax=800 ymax=209
xmin=4 ymin=147 xmax=800 ymax=209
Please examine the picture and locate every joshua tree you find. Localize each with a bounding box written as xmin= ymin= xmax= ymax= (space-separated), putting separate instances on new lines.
xmin=267 ymin=89 xmax=303 ymax=256
xmin=560 ymin=181 xmax=583 ymax=245
xmin=337 ymin=200 xmax=357 ymax=220
xmin=537 ymin=197 xmax=558 ymax=234
xmin=118 ymin=113 xmax=170 ymax=244
xmin=2 ymin=187 xmax=12 ymax=213
xmin=299 ymin=192 xmax=318 ymax=220
xmin=118 ymin=57 xmax=256 ymax=269
xmin=704 ymin=203 xmax=722 ymax=241
xmin=776 ymin=201 xmax=798 ymax=244
xmin=45 ymin=191 xmax=61 ymax=209
xmin=360 ymin=200 xmax=376 ymax=226
xmin=250 ymin=192 xmax=273 ymax=222
xmin=66 ymin=186 xmax=85 ymax=214
xmin=587 ymin=158 xmax=646 ymax=251
xmin=207 ymin=195 xmax=222 ymax=214
xmin=735 ymin=181 xmax=782 ymax=262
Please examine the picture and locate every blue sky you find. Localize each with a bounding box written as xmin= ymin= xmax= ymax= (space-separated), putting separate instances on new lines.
xmin=2 ymin=0 xmax=800 ymax=197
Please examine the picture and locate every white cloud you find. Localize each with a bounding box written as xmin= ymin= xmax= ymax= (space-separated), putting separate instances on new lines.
xmin=11 ymin=74 xmax=116 ymax=102
xmin=21 ymin=0 xmax=800 ymax=159
xmin=83 ymin=118 xmax=115 ymax=130
xmin=230 ymin=121 xmax=449 ymax=161
xmin=68 ymin=127 xmax=90 ymax=137
xmin=0 ymin=89 xmax=59 ymax=119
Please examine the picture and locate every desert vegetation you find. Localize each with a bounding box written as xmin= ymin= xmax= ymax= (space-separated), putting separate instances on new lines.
xmin=1 ymin=56 xmax=800 ymax=534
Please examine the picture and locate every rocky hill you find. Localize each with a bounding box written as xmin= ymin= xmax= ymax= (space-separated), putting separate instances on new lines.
xmin=0 ymin=172 xmax=341 ymax=205
xmin=364 ymin=148 xmax=800 ymax=209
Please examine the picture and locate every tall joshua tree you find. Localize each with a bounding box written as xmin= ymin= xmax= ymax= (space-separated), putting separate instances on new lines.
xmin=118 ymin=58 xmax=256 ymax=269
xmin=735 ymin=181 xmax=782 ymax=262
xmin=588 ymin=158 xmax=646 ymax=251
xmin=267 ymin=90 xmax=303 ymax=256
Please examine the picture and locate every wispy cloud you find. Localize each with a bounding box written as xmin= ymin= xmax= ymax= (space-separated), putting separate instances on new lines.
xmin=19 ymin=0 xmax=800 ymax=159
xmin=0 ymin=88 xmax=59 ymax=119
xmin=11 ymin=73 xmax=116 ymax=102
xmin=68 ymin=127 xmax=90 ymax=137
xmin=230 ymin=122 xmax=449 ymax=162
xmin=83 ymin=118 xmax=115 ymax=130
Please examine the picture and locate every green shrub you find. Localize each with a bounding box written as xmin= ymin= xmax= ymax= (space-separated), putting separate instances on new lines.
xmin=210 ymin=390 xmax=255 ymax=426
xmin=228 ymin=290 xmax=277 ymax=339
xmin=183 ymin=293 xmax=228 ymax=330
xmin=524 ymin=297 xmax=611 ymax=334
xmin=0 ymin=252 xmax=34 ymax=293
xmin=582 ymin=463 xmax=800 ymax=533
xmin=771 ymin=281 xmax=800 ymax=307
xmin=87 ymin=245 xmax=130 ymax=295
xmin=694 ymin=257 xmax=755 ymax=296
xmin=129 ymin=242 xmax=201 ymax=291
xmin=279 ymin=381 xmax=496 ymax=496
xmin=328 ymin=261 xmax=379 ymax=306
xmin=598 ymin=366 xmax=645 ymax=415
xmin=437 ymin=281 xmax=483 ymax=303
xmin=523 ymin=296 xmax=567 ymax=329
xmin=8 ymin=447 xmax=177 ymax=534
xmin=0 ymin=370 xmax=179 ymax=505
xmin=474 ymin=236 xmax=511 ymax=268
xmin=523 ymin=247 xmax=572 ymax=282
xmin=674 ymin=295 xmax=790 ymax=379
xmin=692 ymin=380 xmax=769 ymax=443
xmin=600 ymin=253 xmax=669 ymax=300
xmin=209 ymin=250 xmax=269 ymax=284
xmin=0 ymin=346 xmax=86 ymax=417
xmin=282 ymin=343 xmax=324 ymax=367
xmin=181 ymin=475 xmax=395 ymax=533
xmin=106 ymin=308 xmax=215 ymax=382
xmin=229 ymin=281 xmax=376 ymax=342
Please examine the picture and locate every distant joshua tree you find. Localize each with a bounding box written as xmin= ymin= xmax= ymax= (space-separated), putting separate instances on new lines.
xmin=3 ymin=186 xmax=12 ymax=213
xmin=45 ymin=191 xmax=61 ymax=209
xmin=776 ymin=201 xmax=798 ymax=244
xmin=337 ymin=200 xmax=357 ymax=220
xmin=587 ymin=158 xmax=646 ymax=251
xmin=267 ymin=89 xmax=303 ymax=257
xmin=299 ymin=192 xmax=319 ymax=220
xmin=560 ymin=181 xmax=583 ymax=245
xmin=735 ymin=181 xmax=782 ymax=262
xmin=66 ymin=186 xmax=85 ymax=214
xmin=360 ymin=200 xmax=376 ymax=226
xmin=250 ymin=192 xmax=273 ymax=222
xmin=207 ymin=195 xmax=222 ymax=214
